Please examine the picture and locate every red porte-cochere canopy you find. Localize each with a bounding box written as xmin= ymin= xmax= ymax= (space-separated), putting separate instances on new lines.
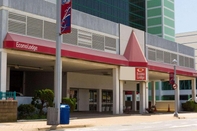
xmin=3 ymin=33 xmax=197 ymax=77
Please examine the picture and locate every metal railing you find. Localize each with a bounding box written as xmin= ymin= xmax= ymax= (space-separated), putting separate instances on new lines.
xmin=0 ymin=91 xmax=16 ymax=100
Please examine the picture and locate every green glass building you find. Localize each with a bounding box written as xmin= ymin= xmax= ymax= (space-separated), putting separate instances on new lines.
xmin=72 ymin=0 xmax=175 ymax=41
xmin=146 ymin=0 xmax=175 ymax=41
xmin=72 ymin=0 xmax=146 ymax=31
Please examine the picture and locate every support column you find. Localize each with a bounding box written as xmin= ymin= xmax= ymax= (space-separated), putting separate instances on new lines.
xmin=132 ymin=91 xmax=136 ymax=111
xmin=113 ymin=67 xmax=119 ymax=114
xmin=6 ymin=66 xmax=10 ymax=91
xmin=139 ymin=82 xmax=146 ymax=114
xmin=123 ymin=90 xmax=125 ymax=108
xmin=158 ymin=81 xmax=162 ymax=100
xmin=151 ymin=81 xmax=156 ymax=106
xmin=192 ymin=78 xmax=196 ymax=101
xmin=119 ymin=80 xmax=123 ymax=114
xmin=66 ymin=72 xmax=70 ymax=98
xmin=97 ymin=89 xmax=102 ymax=112
xmin=175 ymin=76 xmax=180 ymax=112
xmin=0 ymin=51 xmax=7 ymax=92
xmin=145 ymin=82 xmax=149 ymax=109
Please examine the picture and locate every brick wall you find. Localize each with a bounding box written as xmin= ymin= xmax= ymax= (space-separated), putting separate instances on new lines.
xmin=0 ymin=100 xmax=17 ymax=122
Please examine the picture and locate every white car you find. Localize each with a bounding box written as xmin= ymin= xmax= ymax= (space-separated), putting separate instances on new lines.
xmin=187 ymin=97 xmax=197 ymax=103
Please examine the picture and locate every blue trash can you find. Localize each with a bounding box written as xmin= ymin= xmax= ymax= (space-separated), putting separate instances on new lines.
xmin=60 ymin=104 xmax=70 ymax=124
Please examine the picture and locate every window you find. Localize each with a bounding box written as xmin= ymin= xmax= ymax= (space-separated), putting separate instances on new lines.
xmin=102 ymin=90 xmax=113 ymax=103
xmin=162 ymin=95 xmax=174 ymax=100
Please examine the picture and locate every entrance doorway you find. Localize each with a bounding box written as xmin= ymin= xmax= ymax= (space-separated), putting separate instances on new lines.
xmin=70 ymin=89 xmax=78 ymax=111
xmin=89 ymin=89 xmax=97 ymax=111
xmin=9 ymin=71 xmax=23 ymax=95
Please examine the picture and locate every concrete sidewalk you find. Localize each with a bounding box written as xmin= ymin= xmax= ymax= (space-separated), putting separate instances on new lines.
xmin=0 ymin=112 xmax=197 ymax=131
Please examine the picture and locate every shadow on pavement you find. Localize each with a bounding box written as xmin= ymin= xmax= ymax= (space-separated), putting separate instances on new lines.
xmin=70 ymin=111 xmax=140 ymax=119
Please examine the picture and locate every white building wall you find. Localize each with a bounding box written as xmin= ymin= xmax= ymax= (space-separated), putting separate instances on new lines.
xmin=68 ymin=72 xmax=137 ymax=91
xmin=176 ymin=31 xmax=197 ymax=69
xmin=78 ymin=89 xmax=89 ymax=111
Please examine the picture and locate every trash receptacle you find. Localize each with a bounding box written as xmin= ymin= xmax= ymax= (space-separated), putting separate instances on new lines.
xmin=60 ymin=104 xmax=70 ymax=124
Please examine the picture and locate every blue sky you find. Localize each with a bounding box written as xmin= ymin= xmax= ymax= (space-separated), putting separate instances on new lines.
xmin=175 ymin=0 xmax=197 ymax=33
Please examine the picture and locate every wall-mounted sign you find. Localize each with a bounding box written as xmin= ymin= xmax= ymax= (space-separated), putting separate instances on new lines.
xmin=135 ymin=68 xmax=146 ymax=80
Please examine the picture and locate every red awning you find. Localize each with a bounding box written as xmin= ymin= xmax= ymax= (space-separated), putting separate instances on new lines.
xmin=3 ymin=33 xmax=128 ymax=66
xmin=3 ymin=33 xmax=197 ymax=77
xmin=148 ymin=60 xmax=197 ymax=77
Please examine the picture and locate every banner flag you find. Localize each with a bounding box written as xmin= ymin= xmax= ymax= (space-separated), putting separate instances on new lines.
xmin=61 ymin=0 xmax=72 ymax=34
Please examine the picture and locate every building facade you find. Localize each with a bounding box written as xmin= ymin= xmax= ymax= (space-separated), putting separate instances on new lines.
xmin=0 ymin=0 xmax=196 ymax=115
xmin=176 ymin=31 xmax=197 ymax=69
xmin=175 ymin=31 xmax=197 ymax=102
xmin=47 ymin=0 xmax=175 ymax=41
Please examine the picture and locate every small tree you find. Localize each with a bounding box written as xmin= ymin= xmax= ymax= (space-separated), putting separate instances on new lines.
xmin=62 ymin=97 xmax=76 ymax=112
xmin=31 ymin=89 xmax=54 ymax=114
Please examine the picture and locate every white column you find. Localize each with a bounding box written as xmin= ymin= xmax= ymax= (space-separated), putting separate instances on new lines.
xmin=123 ymin=90 xmax=125 ymax=108
xmin=158 ymin=81 xmax=162 ymax=100
xmin=97 ymin=89 xmax=102 ymax=112
xmin=0 ymin=51 xmax=7 ymax=92
xmin=151 ymin=81 xmax=156 ymax=106
xmin=113 ymin=67 xmax=119 ymax=114
xmin=66 ymin=72 xmax=70 ymax=98
xmin=192 ymin=78 xmax=196 ymax=101
xmin=175 ymin=76 xmax=180 ymax=112
xmin=132 ymin=91 xmax=136 ymax=111
xmin=139 ymin=82 xmax=146 ymax=114
xmin=119 ymin=80 xmax=124 ymax=114
xmin=6 ymin=66 xmax=10 ymax=91
xmin=145 ymin=82 xmax=149 ymax=109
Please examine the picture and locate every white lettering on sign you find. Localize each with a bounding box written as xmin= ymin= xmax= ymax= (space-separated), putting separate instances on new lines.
xmin=135 ymin=68 xmax=146 ymax=80
xmin=16 ymin=42 xmax=38 ymax=51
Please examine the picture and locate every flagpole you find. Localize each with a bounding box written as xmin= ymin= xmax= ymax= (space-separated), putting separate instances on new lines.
xmin=55 ymin=0 xmax=62 ymax=124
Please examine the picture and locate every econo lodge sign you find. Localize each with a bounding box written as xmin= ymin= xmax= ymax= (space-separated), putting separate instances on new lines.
xmin=135 ymin=68 xmax=146 ymax=80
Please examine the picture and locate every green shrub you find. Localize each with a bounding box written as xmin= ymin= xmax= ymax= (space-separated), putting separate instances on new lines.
xmin=62 ymin=97 xmax=76 ymax=112
xmin=31 ymin=89 xmax=54 ymax=115
xmin=18 ymin=104 xmax=35 ymax=119
xmin=182 ymin=101 xmax=197 ymax=111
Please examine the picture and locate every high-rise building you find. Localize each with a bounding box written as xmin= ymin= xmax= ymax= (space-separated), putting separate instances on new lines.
xmin=72 ymin=0 xmax=146 ymax=31
xmin=72 ymin=0 xmax=175 ymax=41
xmin=146 ymin=0 xmax=175 ymax=41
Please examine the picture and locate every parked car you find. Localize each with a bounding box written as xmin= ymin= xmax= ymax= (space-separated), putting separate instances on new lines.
xmin=16 ymin=92 xmax=23 ymax=96
xmin=187 ymin=97 xmax=197 ymax=103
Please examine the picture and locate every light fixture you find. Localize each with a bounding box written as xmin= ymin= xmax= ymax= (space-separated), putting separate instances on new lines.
xmin=8 ymin=64 xmax=43 ymax=70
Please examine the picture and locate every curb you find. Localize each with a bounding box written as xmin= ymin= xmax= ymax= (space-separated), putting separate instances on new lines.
xmin=17 ymin=117 xmax=77 ymax=122
xmin=38 ymin=124 xmax=93 ymax=131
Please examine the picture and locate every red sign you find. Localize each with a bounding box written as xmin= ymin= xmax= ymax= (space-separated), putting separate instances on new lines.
xmin=135 ymin=68 xmax=146 ymax=80
xmin=125 ymin=91 xmax=132 ymax=95
xmin=61 ymin=0 xmax=72 ymax=34
xmin=169 ymin=72 xmax=174 ymax=85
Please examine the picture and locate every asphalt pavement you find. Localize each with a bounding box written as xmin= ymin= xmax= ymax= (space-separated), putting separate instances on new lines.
xmin=0 ymin=111 xmax=197 ymax=131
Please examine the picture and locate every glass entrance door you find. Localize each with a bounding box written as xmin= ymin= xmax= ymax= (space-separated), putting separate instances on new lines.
xmin=89 ymin=90 xmax=97 ymax=111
